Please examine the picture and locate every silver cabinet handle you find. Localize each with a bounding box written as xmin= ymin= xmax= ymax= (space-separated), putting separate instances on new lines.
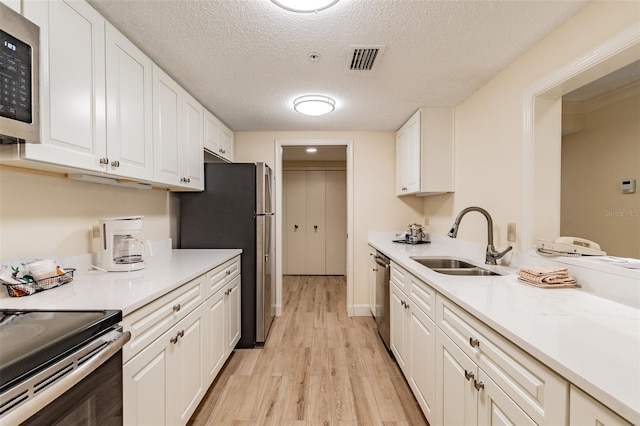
xmin=172 ymin=304 xmax=181 ymax=312
xmin=170 ymin=335 xmax=179 ymax=344
xmin=110 ymin=160 xmax=120 ymax=167
xmin=469 ymin=337 xmax=480 ymax=348
xmin=294 ymin=224 xmax=299 ymax=231
xmin=99 ymin=157 xmax=109 ymax=165
xmin=474 ymin=380 xmax=485 ymax=391
xmin=464 ymin=370 xmax=474 ymax=381
xmin=314 ymin=225 xmax=318 ymax=232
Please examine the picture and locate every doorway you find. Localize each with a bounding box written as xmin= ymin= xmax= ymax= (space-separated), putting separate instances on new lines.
xmin=275 ymin=139 xmax=354 ymax=316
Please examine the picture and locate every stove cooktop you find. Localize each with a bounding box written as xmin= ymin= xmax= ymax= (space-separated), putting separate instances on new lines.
xmin=0 ymin=309 xmax=122 ymax=393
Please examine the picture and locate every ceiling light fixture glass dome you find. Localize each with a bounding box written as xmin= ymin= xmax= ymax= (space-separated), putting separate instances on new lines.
xmin=293 ymin=95 xmax=336 ymax=116
xmin=271 ymin=0 xmax=339 ymax=13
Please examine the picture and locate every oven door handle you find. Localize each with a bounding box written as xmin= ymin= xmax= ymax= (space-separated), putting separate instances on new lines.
xmin=2 ymin=329 xmax=131 ymax=426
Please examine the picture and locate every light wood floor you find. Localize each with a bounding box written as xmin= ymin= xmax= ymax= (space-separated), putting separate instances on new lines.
xmin=188 ymin=275 xmax=429 ymax=426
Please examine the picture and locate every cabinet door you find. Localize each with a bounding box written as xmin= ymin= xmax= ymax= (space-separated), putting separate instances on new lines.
xmin=153 ymin=64 xmax=182 ymax=186
xmin=284 ymin=170 xmax=307 ymax=274
xmin=23 ymin=0 xmax=106 ymax=170
xmin=168 ymin=305 xmax=205 ymax=426
xmin=220 ymin=125 xmax=234 ymax=161
xmin=403 ymin=111 xmax=421 ymax=193
xmin=395 ymin=110 xmax=420 ymax=195
xmin=226 ymin=274 xmax=241 ymax=355
xmin=204 ymin=289 xmax=226 ymax=386
xmin=203 ymin=109 xmax=221 ymax=157
xmin=436 ymin=328 xmax=478 ymax=426
xmin=105 ymin=23 xmax=153 ymax=180
xmin=477 ymin=371 xmax=536 ymax=426
xmin=409 ymin=304 xmax=436 ymax=423
xmin=306 ymin=170 xmax=326 ymax=274
xmin=123 ymin=329 xmax=170 ymax=426
xmin=390 ymin=282 xmax=408 ymax=373
xmin=182 ymin=92 xmax=204 ymax=190
xmin=569 ymin=386 xmax=631 ymax=426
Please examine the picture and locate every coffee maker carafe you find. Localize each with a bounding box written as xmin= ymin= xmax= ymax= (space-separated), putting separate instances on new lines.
xmin=98 ymin=216 xmax=151 ymax=272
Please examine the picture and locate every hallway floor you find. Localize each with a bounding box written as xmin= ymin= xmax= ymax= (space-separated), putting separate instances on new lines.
xmin=188 ymin=275 xmax=428 ymax=425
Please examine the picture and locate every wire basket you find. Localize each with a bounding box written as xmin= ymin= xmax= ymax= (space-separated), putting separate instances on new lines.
xmin=2 ymin=269 xmax=75 ymax=297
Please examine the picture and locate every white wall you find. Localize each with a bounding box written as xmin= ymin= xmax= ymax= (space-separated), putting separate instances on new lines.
xmin=234 ymin=131 xmax=423 ymax=307
xmin=423 ymin=1 xmax=640 ymax=254
xmin=561 ymin=83 xmax=640 ymax=258
xmin=0 ymin=166 xmax=172 ymax=260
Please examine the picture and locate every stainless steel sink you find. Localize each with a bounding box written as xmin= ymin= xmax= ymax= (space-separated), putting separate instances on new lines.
xmin=410 ymin=257 xmax=502 ymax=276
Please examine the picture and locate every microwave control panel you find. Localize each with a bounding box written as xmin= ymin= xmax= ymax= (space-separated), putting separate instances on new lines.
xmin=0 ymin=29 xmax=32 ymax=124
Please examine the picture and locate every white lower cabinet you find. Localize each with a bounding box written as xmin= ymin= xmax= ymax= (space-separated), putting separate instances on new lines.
xmin=123 ymin=303 xmax=205 ymax=426
xmin=390 ymin=263 xmax=436 ymax=424
xmin=123 ymin=256 xmax=241 ymax=425
xmin=569 ymin=386 xmax=631 ymax=426
xmin=389 ymin=261 xmax=570 ymax=426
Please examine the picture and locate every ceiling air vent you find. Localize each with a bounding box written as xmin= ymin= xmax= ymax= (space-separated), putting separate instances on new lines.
xmin=347 ymin=45 xmax=385 ymax=72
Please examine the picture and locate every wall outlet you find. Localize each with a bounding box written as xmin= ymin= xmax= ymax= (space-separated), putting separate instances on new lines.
xmin=92 ymin=225 xmax=101 ymax=239
xmin=507 ymin=222 xmax=516 ymax=242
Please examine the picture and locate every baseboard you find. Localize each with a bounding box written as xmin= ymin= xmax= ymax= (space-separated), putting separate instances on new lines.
xmin=351 ymin=304 xmax=373 ymax=317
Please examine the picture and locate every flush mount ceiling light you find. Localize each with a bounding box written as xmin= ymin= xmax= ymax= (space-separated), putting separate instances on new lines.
xmin=271 ymin=0 xmax=339 ymax=13
xmin=293 ymin=95 xmax=336 ymax=116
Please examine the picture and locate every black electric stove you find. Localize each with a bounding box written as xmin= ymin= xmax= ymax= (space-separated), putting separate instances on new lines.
xmin=0 ymin=309 xmax=122 ymax=394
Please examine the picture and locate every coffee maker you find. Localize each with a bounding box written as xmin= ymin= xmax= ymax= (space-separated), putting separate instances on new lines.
xmin=97 ymin=216 xmax=150 ymax=272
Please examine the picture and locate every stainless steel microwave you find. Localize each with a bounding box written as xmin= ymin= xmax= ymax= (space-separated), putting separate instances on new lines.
xmin=0 ymin=3 xmax=39 ymax=144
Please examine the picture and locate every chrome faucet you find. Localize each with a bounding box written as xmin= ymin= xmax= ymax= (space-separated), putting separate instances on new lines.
xmin=448 ymin=206 xmax=513 ymax=265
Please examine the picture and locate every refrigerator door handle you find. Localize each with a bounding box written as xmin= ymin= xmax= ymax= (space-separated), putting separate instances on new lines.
xmin=255 ymin=213 xmax=275 ymax=217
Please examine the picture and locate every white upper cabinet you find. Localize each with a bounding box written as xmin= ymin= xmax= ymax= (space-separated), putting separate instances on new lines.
xmin=219 ymin=124 xmax=234 ymax=162
xmin=203 ymin=109 xmax=234 ymax=162
xmin=152 ymin=64 xmax=203 ymax=190
xmin=22 ymin=0 xmax=106 ymax=171
xmin=105 ymin=23 xmax=153 ymax=181
xmin=182 ymin=92 xmax=204 ymax=190
xmin=396 ymin=107 xmax=455 ymax=196
xmin=152 ymin=64 xmax=182 ymax=186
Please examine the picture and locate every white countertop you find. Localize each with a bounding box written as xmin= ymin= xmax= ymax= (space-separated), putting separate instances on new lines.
xmin=368 ymin=232 xmax=640 ymax=425
xmin=0 ymin=249 xmax=242 ymax=316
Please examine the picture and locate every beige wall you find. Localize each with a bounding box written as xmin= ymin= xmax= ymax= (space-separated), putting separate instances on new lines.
xmin=0 ymin=166 xmax=172 ymax=260
xmin=424 ymin=1 xmax=640 ymax=254
xmin=561 ymin=83 xmax=640 ymax=258
xmin=234 ymin=131 xmax=423 ymax=306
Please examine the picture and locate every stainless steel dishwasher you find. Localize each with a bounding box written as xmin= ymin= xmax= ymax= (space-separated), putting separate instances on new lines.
xmin=373 ymin=251 xmax=391 ymax=351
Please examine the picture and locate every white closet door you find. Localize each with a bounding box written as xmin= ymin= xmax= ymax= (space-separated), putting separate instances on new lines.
xmin=306 ymin=171 xmax=326 ymax=275
xmin=325 ymin=170 xmax=346 ymax=275
xmin=285 ymin=171 xmax=307 ymax=274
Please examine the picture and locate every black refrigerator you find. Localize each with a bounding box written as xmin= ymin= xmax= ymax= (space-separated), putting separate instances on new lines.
xmin=179 ymin=162 xmax=275 ymax=348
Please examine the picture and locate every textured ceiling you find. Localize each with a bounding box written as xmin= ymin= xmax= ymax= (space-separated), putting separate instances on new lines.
xmin=87 ymin=0 xmax=589 ymax=132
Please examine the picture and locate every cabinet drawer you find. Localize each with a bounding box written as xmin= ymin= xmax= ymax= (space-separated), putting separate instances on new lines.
xmin=391 ymin=262 xmax=407 ymax=292
xmin=409 ymin=272 xmax=435 ymax=321
xmin=122 ymin=275 xmax=204 ymax=362
xmin=204 ymin=256 xmax=240 ymax=299
xmin=436 ymin=295 xmax=568 ymax=425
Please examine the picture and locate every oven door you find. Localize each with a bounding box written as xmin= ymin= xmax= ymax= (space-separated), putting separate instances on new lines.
xmin=0 ymin=329 xmax=130 ymax=425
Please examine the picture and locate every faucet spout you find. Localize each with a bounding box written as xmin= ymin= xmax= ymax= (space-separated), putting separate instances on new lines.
xmin=448 ymin=206 xmax=512 ymax=265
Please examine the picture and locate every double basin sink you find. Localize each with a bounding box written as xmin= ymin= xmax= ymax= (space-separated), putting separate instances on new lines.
xmin=410 ymin=257 xmax=502 ymax=276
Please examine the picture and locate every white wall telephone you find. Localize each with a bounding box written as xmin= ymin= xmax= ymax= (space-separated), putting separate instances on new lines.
xmin=535 ymin=237 xmax=606 ymax=256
